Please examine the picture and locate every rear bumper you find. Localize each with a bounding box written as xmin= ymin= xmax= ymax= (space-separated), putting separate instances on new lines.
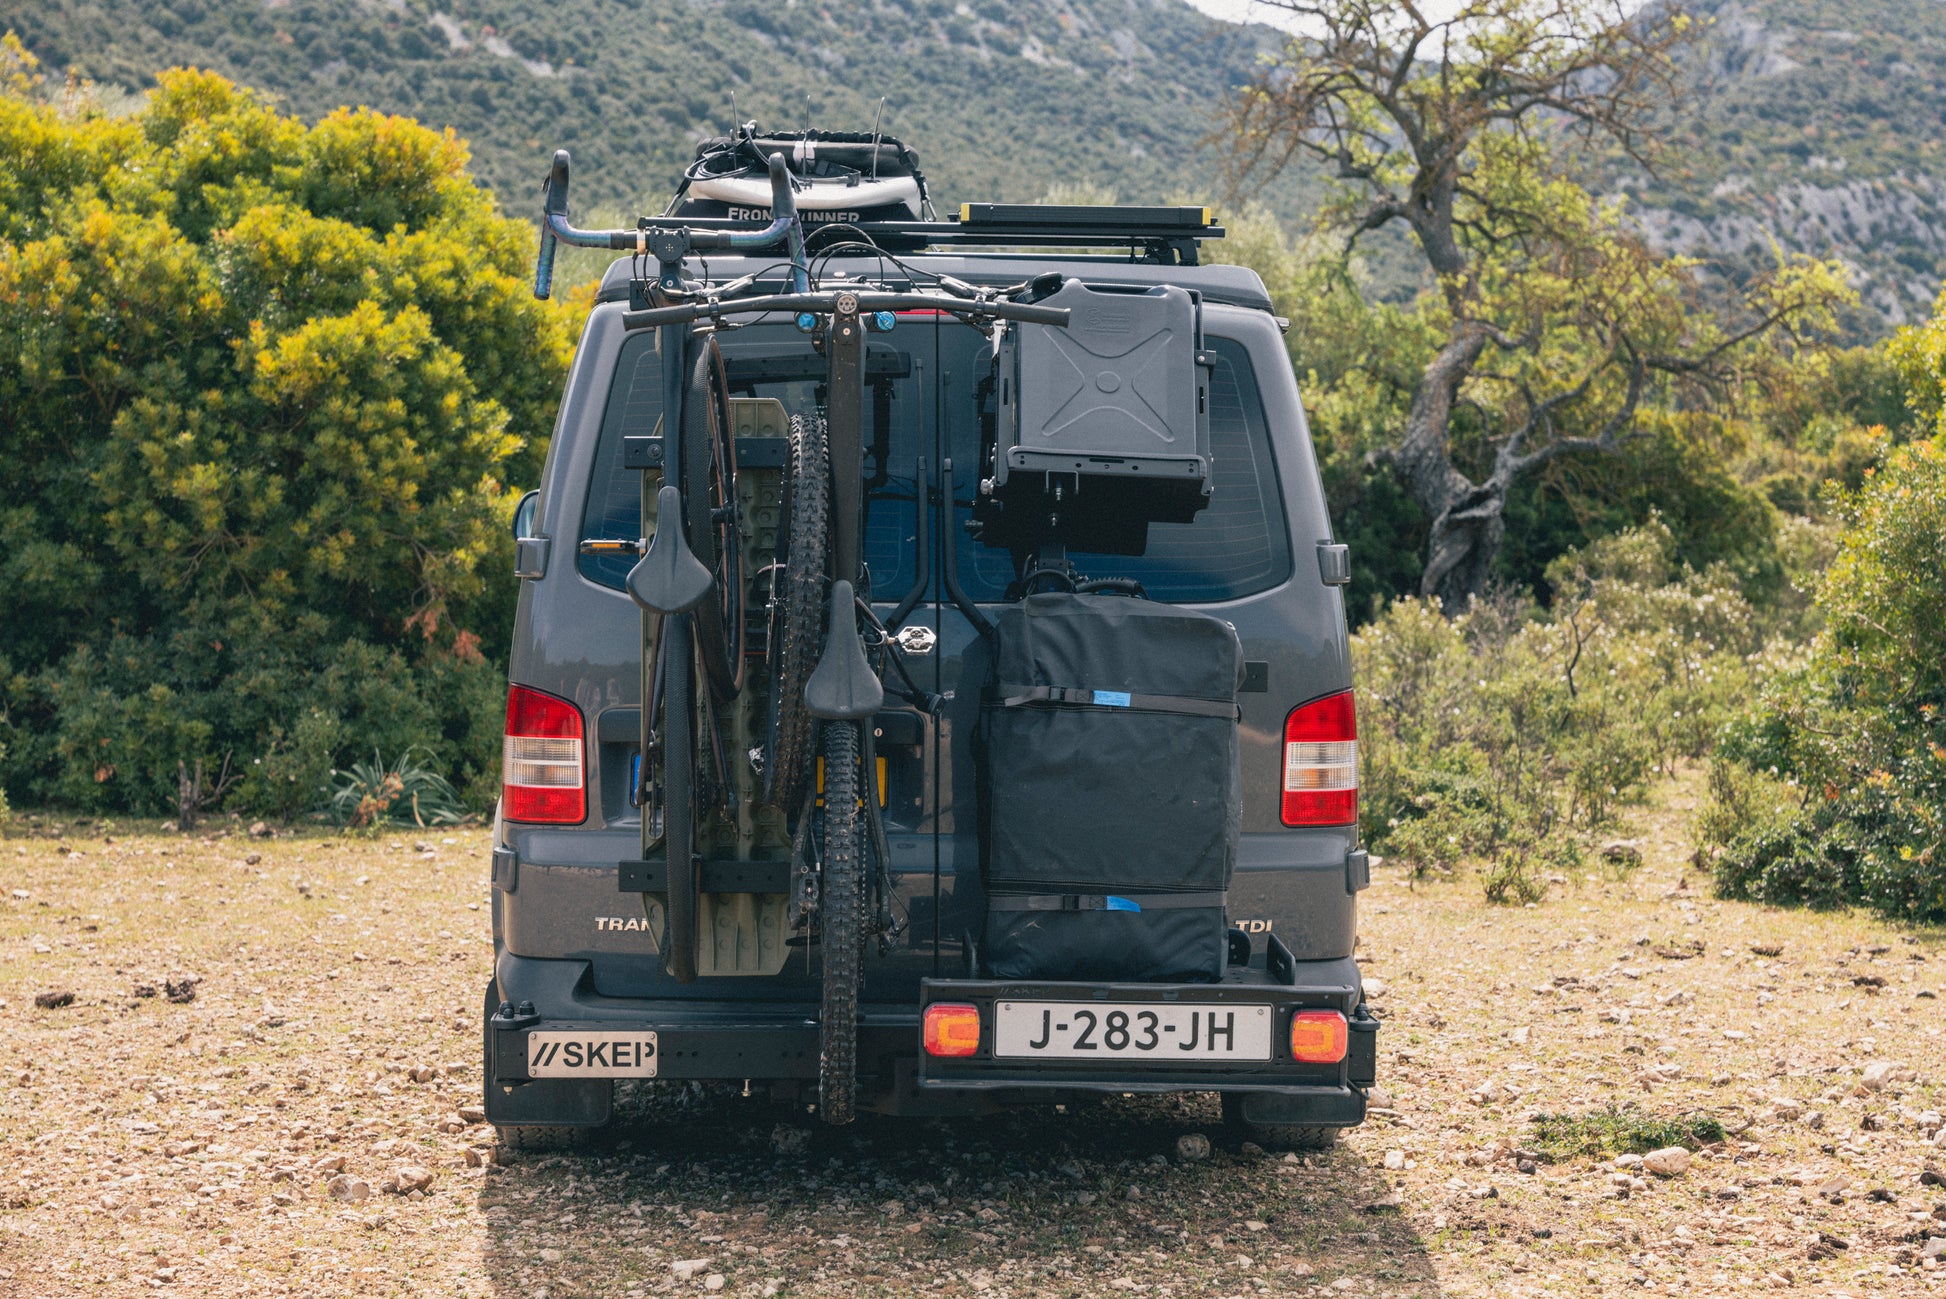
xmin=483 ymin=942 xmax=1377 ymax=1126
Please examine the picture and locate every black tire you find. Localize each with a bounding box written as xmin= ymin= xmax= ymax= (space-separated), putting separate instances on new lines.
xmin=763 ymin=414 xmax=828 ymax=812
xmin=493 ymin=1123 xmax=591 ymax=1153
xmin=685 ymin=336 xmax=744 ymax=700
xmin=662 ymin=613 xmax=698 ymax=984
xmin=1220 ymin=1092 xmax=1341 ymax=1151
xmin=817 ymin=719 xmax=864 ymax=1126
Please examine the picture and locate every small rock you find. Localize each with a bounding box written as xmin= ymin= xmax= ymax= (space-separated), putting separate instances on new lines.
xmin=463 ymin=1147 xmax=487 ymax=1168
xmin=1920 ymin=1165 xmax=1945 ymax=1187
xmin=389 ymin=1165 xmax=434 ymax=1195
xmin=33 ymin=989 xmax=75 ymax=1010
xmin=1771 ymin=1097 xmax=1805 ymax=1120
xmin=244 ymin=852 xmax=261 ymax=866
xmin=1642 ymin=1147 xmax=1691 ymax=1177
xmin=1600 ymin=839 xmax=1644 ymax=867
xmin=539 ymin=1247 xmax=562 ymax=1263
xmin=457 ymin=1105 xmax=487 ymax=1124
xmin=704 ymin=1276 xmax=726 ymax=1292
xmin=1922 ymin=1238 xmax=1946 ymax=1261
xmin=1862 ymin=1061 xmax=1910 ymax=1091
xmin=1362 ymin=977 xmax=1388 ymax=1000
xmin=770 ymin=1125 xmax=810 ymax=1155
xmin=248 ymin=821 xmax=272 ymax=839
xmin=164 ymin=976 xmax=198 ymax=1004
xmin=1383 ymin=1149 xmax=1405 ymax=1171
xmin=327 ymin=1175 xmax=371 ymax=1202
xmin=313 ymin=1154 xmax=346 ymax=1175
xmin=1176 ymin=1133 xmax=1211 ymax=1162
xmin=671 ymin=1259 xmax=712 ymax=1281
xmin=408 ymin=1064 xmax=440 ymax=1084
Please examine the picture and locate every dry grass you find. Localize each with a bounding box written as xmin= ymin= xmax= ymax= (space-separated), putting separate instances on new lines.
xmin=3 ymin=769 xmax=1944 ymax=1298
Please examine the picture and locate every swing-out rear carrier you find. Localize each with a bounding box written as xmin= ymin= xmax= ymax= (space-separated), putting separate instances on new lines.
xmin=978 ymin=593 xmax=1243 ymax=982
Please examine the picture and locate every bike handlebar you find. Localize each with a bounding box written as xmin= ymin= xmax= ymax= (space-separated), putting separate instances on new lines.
xmin=535 ymin=152 xmax=805 ymax=300
xmin=620 ymin=291 xmax=1070 ymax=332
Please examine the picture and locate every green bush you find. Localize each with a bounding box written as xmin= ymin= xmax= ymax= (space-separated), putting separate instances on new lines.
xmin=323 ymin=748 xmax=470 ymax=829
xmin=1356 ymin=521 xmax=1762 ymax=902
xmin=0 ymin=49 xmax=580 ymax=818
xmin=1705 ymin=433 xmax=1946 ymax=922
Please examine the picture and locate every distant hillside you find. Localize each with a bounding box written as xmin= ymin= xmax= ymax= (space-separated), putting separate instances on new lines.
xmin=1628 ymin=0 xmax=1946 ymax=330
xmin=8 ymin=0 xmax=1943 ymax=334
xmin=2 ymin=0 xmax=1291 ymax=219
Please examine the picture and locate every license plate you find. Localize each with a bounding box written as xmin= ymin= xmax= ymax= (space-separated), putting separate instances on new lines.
xmin=526 ymin=1031 xmax=659 ymax=1078
xmin=992 ymin=1001 xmax=1272 ymax=1061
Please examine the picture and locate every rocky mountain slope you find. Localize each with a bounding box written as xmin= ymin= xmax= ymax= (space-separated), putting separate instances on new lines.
xmin=5 ymin=0 xmax=1942 ymax=332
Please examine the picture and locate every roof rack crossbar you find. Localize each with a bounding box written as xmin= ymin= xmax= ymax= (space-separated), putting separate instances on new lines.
xmin=611 ymin=205 xmax=1224 ymax=266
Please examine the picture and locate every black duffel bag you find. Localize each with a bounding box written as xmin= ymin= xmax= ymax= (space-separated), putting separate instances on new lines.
xmin=976 ymin=593 xmax=1243 ymax=982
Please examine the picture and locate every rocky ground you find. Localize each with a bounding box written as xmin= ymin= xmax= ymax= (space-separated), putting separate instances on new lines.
xmin=3 ymin=771 xmax=1945 ymax=1298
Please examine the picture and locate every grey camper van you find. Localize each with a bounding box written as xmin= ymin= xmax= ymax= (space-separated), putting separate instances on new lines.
xmin=485 ymin=129 xmax=1376 ymax=1147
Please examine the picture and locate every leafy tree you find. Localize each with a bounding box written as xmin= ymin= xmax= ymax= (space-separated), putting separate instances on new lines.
xmin=0 ymin=48 xmax=580 ymax=818
xmin=1220 ymin=0 xmax=1852 ymax=608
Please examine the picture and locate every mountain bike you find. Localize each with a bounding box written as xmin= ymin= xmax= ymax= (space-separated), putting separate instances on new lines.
xmin=540 ymin=152 xmax=1069 ymax=1122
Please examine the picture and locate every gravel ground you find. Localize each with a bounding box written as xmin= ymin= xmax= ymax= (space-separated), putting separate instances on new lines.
xmin=4 ymin=770 xmax=1945 ymax=1298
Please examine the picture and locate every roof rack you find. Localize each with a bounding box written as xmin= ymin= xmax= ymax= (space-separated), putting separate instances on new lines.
xmin=622 ymin=203 xmax=1224 ymax=266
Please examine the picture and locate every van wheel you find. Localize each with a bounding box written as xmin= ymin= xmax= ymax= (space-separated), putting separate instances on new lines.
xmin=491 ymin=1124 xmax=591 ymax=1153
xmin=1221 ymin=1093 xmax=1341 ymax=1151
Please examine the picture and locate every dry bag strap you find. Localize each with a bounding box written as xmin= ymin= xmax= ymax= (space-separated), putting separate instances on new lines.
xmin=988 ymin=683 xmax=1239 ymax=720
xmin=987 ymin=891 xmax=1226 ymax=912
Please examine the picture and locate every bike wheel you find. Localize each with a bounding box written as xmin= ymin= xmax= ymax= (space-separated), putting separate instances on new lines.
xmin=661 ymin=613 xmax=699 ymax=984
xmin=763 ymin=414 xmax=828 ymax=812
xmin=686 ymin=335 xmax=744 ymax=700
xmin=818 ymin=717 xmax=865 ymax=1125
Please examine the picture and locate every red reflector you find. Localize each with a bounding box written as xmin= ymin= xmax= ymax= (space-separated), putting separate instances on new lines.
xmin=1282 ymin=691 xmax=1357 ymax=826
xmin=1289 ymin=1010 xmax=1348 ymax=1063
xmin=922 ymin=1003 xmax=981 ymax=1057
xmin=502 ymin=684 xmax=585 ymax=824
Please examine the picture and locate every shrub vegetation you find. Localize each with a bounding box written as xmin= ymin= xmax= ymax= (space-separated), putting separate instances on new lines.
xmin=0 ymin=42 xmax=580 ymax=821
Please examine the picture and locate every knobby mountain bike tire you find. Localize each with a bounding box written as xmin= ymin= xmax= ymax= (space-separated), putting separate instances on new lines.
xmin=661 ymin=612 xmax=699 ymax=984
xmin=685 ymin=335 xmax=744 ymax=700
xmin=763 ymin=414 xmax=828 ymax=812
xmin=818 ymin=718 xmax=865 ymax=1125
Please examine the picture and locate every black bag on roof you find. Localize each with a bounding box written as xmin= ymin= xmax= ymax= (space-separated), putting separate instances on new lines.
xmin=976 ymin=592 xmax=1243 ymax=982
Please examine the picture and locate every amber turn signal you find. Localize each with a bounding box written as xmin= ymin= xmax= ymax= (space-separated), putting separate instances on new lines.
xmin=1288 ymin=1009 xmax=1348 ymax=1063
xmin=922 ymin=1003 xmax=982 ymax=1057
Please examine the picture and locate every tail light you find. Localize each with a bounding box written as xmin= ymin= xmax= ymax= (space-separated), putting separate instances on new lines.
xmin=502 ymin=684 xmax=585 ymax=824
xmin=1282 ymin=691 xmax=1357 ymax=826
xmin=922 ymin=1004 xmax=982 ymax=1057
xmin=1289 ymin=1009 xmax=1349 ymax=1063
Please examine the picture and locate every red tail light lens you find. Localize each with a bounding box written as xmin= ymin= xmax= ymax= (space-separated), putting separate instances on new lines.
xmin=502 ymin=685 xmax=585 ymax=824
xmin=1289 ymin=1009 xmax=1349 ymax=1063
xmin=922 ymin=1004 xmax=982 ymax=1057
xmin=1282 ymin=691 xmax=1357 ymax=826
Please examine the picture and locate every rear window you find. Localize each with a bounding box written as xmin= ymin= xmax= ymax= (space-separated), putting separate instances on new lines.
xmin=952 ymin=336 xmax=1289 ymax=603
xmin=578 ymin=321 xmax=1289 ymax=604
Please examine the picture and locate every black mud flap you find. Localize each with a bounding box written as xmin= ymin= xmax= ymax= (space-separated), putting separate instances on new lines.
xmin=484 ymin=1077 xmax=614 ymax=1128
xmin=1231 ymin=1087 xmax=1365 ymax=1128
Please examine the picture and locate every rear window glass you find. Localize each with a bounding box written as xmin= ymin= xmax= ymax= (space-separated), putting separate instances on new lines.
xmin=951 ymin=336 xmax=1288 ymax=603
xmin=578 ymin=323 xmax=1288 ymax=604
